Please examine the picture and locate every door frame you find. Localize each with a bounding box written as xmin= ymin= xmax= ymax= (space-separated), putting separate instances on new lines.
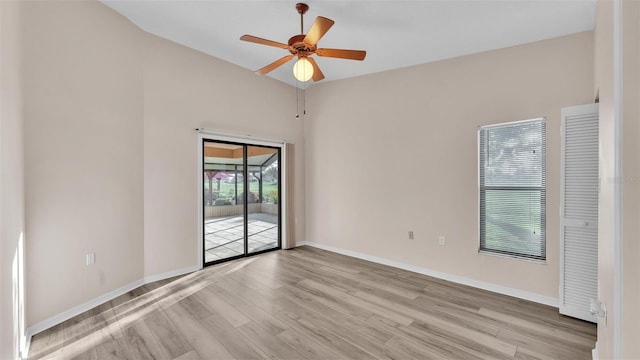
xmin=197 ymin=132 xmax=287 ymax=269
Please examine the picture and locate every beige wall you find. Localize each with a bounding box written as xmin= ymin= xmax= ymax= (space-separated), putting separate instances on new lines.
xmin=141 ymin=28 xmax=305 ymax=277
xmin=594 ymin=1 xmax=640 ymax=358
xmin=305 ymin=32 xmax=594 ymax=301
xmin=22 ymin=1 xmax=145 ymax=326
xmin=590 ymin=0 xmax=640 ymax=358
xmin=594 ymin=0 xmax=616 ymax=357
xmin=1 ymin=1 xmax=26 ymax=358
xmin=20 ymin=0 xmax=305 ymax=330
xmin=621 ymin=1 xmax=640 ymax=357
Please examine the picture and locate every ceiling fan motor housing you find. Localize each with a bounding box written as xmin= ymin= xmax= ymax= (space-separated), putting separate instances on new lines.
xmin=288 ymin=34 xmax=315 ymax=57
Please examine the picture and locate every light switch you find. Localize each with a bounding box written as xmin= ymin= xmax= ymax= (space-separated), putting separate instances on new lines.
xmin=86 ymin=252 xmax=95 ymax=266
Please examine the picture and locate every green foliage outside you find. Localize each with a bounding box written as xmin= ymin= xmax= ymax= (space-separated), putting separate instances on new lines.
xmin=484 ymin=190 xmax=542 ymax=257
xmin=268 ymin=189 xmax=278 ymax=204
xmin=204 ymin=181 xmax=278 ymax=204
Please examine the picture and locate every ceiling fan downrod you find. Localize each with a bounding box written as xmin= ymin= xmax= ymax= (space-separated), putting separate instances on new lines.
xmin=296 ymin=3 xmax=308 ymax=35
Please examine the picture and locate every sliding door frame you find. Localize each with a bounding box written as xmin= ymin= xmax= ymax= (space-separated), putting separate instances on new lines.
xmin=197 ymin=133 xmax=286 ymax=269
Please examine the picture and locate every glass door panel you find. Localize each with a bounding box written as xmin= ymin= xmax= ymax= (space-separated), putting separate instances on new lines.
xmin=203 ymin=141 xmax=246 ymax=264
xmin=247 ymin=146 xmax=280 ymax=254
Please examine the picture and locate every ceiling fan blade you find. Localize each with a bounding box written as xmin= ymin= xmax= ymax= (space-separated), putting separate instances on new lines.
xmin=240 ymin=35 xmax=289 ymax=49
xmin=316 ymin=48 xmax=366 ymax=61
xmin=303 ymin=16 xmax=334 ymax=45
xmin=256 ymin=55 xmax=294 ymax=75
xmin=307 ymin=57 xmax=325 ymax=82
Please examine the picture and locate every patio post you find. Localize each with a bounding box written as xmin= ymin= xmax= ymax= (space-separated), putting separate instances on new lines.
xmin=257 ymin=170 xmax=263 ymax=203
xmin=205 ymin=171 xmax=215 ymax=205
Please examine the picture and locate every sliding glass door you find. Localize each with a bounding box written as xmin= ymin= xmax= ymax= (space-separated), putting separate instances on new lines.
xmin=202 ymin=140 xmax=280 ymax=266
xmin=247 ymin=146 xmax=279 ymax=254
xmin=203 ymin=142 xmax=246 ymax=263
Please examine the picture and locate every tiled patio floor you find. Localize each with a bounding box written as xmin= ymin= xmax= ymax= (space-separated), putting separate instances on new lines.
xmin=204 ymin=213 xmax=278 ymax=263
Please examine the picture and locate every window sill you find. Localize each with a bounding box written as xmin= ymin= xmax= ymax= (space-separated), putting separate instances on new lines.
xmin=478 ymin=250 xmax=547 ymax=265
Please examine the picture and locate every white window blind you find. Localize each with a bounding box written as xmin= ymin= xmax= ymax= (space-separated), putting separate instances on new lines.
xmin=479 ymin=119 xmax=546 ymax=260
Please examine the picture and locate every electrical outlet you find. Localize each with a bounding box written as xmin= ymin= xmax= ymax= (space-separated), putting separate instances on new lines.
xmin=86 ymin=252 xmax=95 ymax=266
xmin=438 ymin=236 xmax=446 ymax=246
xmin=408 ymin=231 xmax=414 ymax=240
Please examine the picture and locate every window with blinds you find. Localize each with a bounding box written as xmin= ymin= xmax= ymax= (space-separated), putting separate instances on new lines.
xmin=479 ymin=119 xmax=546 ymax=261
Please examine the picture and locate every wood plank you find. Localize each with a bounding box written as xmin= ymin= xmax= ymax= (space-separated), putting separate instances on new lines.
xmin=275 ymin=286 xmax=394 ymax=344
xmin=297 ymin=278 xmax=414 ymax=325
xmin=405 ymin=320 xmax=515 ymax=360
xmin=354 ymin=289 xmax=517 ymax=357
xmin=28 ymin=323 xmax=65 ymax=360
xmin=200 ymin=313 xmax=266 ymax=360
xmin=177 ymin=293 xmax=214 ymax=319
xmin=479 ymin=307 xmax=596 ymax=348
xmin=215 ymin=275 xmax=284 ymax=314
xmin=172 ymin=351 xmax=201 ymax=360
xmin=143 ymin=309 xmax=192 ymax=359
xmin=121 ymin=320 xmax=169 ymax=360
xmin=207 ymin=282 xmax=289 ymax=335
xmin=274 ymin=293 xmax=397 ymax=359
xmin=276 ymin=327 xmax=342 ymax=360
xmin=273 ymin=308 xmax=373 ymax=360
xmin=66 ymin=348 xmax=98 ymax=360
xmin=94 ymin=337 xmax=130 ymax=360
xmin=384 ymin=334 xmax=464 ymax=360
xmin=496 ymin=327 xmax=592 ymax=359
xmin=278 ymin=282 xmax=375 ymax=322
xmin=29 ymin=247 xmax=596 ymax=360
xmin=318 ymin=264 xmax=420 ymax=299
xmin=235 ymin=321 xmax=304 ymax=360
xmin=191 ymin=287 xmax=251 ymax=327
xmin=162 ymin=303 xmax=235 ymax=359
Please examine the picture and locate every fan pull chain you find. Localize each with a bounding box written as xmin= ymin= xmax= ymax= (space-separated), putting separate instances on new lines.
xmin=295 ymin=80 xmax=306 ymax=119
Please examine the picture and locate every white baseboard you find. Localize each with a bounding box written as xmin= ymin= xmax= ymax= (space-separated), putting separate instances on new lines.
xmin=26 ymin=278 xmax=143 ymax=339
xmin=24 ymin=264 xmax=199 ymax=358
xmin=592 ymin=341 xmax=599 ymax=360
xmin=296 ymin=241 xmax=559 ymax=308
xmin=20 ymin=334 xmax=30 ymax=360
xmin=143 ymin=264 xmax=200 ymax=284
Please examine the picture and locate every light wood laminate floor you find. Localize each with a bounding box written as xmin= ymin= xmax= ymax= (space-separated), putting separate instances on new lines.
xmin=29 ymin=246 xmax=596 ymax=359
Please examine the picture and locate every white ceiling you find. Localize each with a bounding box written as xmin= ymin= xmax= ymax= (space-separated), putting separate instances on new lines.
xmin=101 ymin=0 xmax=596 ymax=87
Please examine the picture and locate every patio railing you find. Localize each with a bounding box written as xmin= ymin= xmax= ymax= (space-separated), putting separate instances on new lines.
xmin=205 ymin=203 xmax=278 ymax=218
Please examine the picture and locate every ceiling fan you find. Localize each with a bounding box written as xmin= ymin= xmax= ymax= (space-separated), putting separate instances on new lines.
xmin=240 ymin=3 xmax=366 ymax=82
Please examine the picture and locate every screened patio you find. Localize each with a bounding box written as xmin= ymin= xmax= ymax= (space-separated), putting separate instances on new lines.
xmin=203 ymin=142 xmax=280 ymax=264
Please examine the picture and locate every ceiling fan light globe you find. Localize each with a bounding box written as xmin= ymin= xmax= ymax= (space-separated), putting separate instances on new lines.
xmin=293 ymin=58 xmax=314 ymax=82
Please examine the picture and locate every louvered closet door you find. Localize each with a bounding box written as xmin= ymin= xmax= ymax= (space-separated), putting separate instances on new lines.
xmin=560 ymin=103 xmax=599 ymax=322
